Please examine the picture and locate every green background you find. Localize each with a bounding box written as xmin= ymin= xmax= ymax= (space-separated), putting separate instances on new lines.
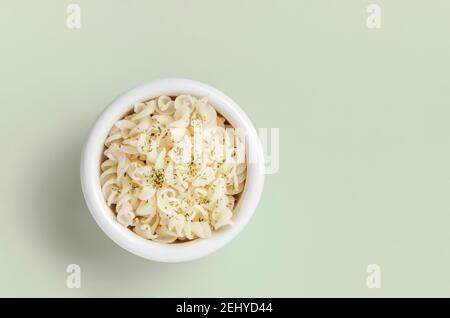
xmin=1 ymin=0 xmax=450 ymax=297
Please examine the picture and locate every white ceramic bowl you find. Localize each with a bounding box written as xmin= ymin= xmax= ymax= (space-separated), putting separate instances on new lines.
xmin=80 ymin=78 xmax=265 ymax=262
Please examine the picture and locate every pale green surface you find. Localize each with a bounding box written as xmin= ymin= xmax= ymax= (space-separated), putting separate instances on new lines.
xmin=1 ymin=0 xmax=450 ymax=297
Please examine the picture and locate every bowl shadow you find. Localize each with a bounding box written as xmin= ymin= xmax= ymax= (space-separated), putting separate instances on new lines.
xmin=30 ymin=128 xmax=173 ymax=296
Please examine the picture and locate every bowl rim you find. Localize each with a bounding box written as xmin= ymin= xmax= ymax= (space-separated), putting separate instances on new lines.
xmin=80 ymin=78 xmax=265 ymax=262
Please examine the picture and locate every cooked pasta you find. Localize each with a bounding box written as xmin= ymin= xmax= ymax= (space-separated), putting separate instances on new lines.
xmin=100 ymin=95 xmax=246 ymax=243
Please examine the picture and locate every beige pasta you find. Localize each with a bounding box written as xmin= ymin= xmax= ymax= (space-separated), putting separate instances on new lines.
xmin=100 ymin=95 xmax=246 ymax=243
